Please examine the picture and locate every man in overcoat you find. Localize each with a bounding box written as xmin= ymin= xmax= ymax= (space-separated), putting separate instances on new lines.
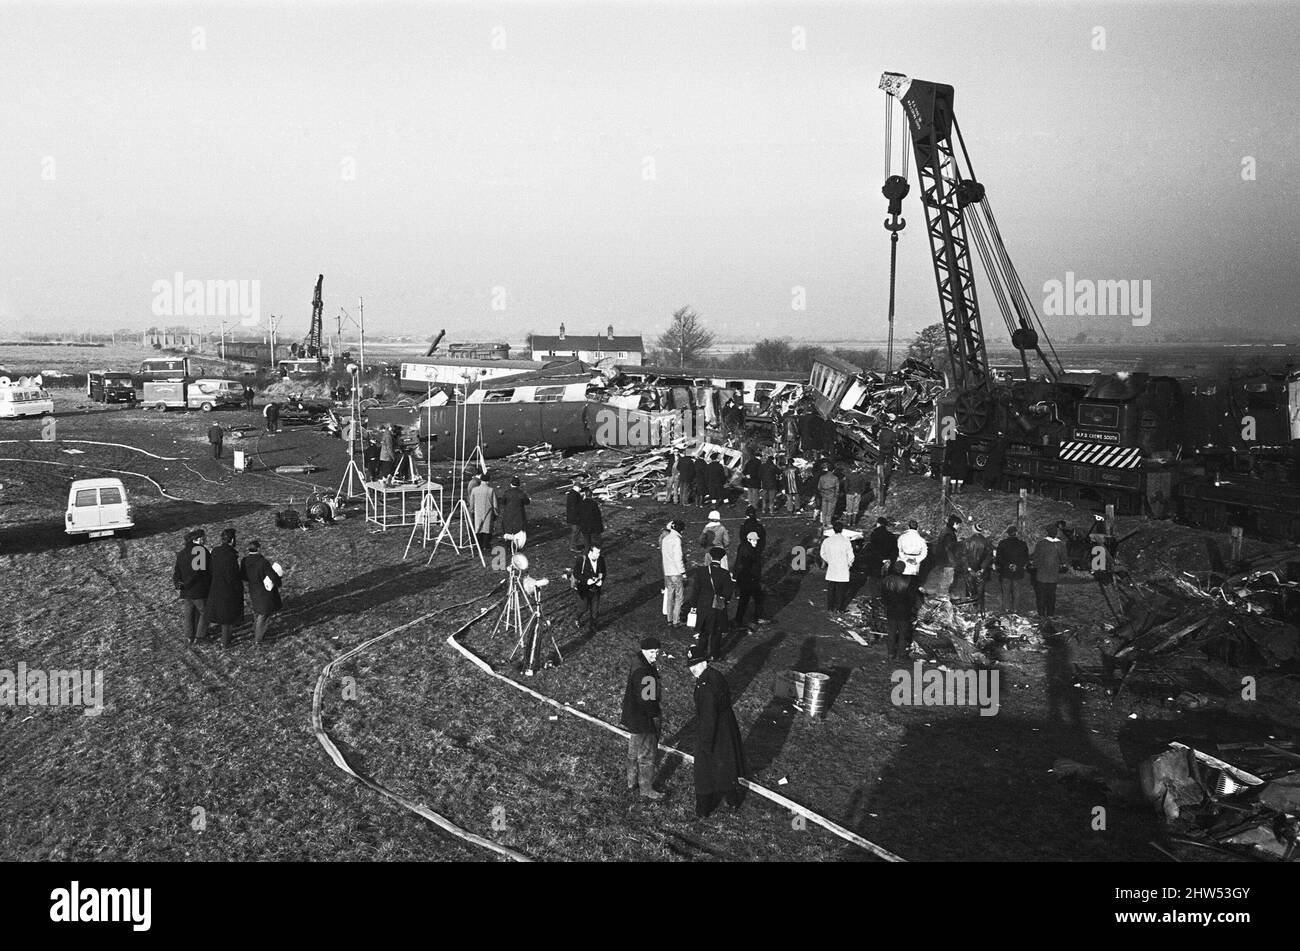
xmin=172 ymin=529 xmax=211 ymax=645
xmin=619 ymin=636 xmax=665 ymax=801
xmin=240 ymin=540 xmax=282 ymax=647
xmin=687 ymin=644 xmax=747 ymax=818
xmin=207 ymin=527 xmax=244 ymax=647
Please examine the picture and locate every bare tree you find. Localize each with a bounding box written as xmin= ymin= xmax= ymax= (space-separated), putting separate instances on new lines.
xmin=655 ymin=306 xmax=714 ymax=369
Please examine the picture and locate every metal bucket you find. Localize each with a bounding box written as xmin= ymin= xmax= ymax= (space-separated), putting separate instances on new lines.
xmin=801 ymin=672 xmax=830 ymax=718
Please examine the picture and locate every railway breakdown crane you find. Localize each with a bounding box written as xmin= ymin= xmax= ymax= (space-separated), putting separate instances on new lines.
xmin=881 ymin=71 xmax=1300 ymax=539
xmin=304 ymin=274 xmax=324 ymax=359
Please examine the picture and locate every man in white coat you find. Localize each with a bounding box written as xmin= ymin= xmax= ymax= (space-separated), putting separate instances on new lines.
xmin=819 ymin=519 xmax=855 ymax=613
xmin=897 ymin=518 xmax=929 ymax=597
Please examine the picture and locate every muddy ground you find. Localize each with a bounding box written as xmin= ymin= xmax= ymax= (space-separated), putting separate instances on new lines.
xmin=1 ymin=393 xmax=1297 ymax=861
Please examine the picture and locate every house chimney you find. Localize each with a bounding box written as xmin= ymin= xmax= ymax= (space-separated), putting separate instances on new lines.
xmin=559 ymin=322 xmax=565 ymax=341
xmin=607 ymin=324 xmax=614 ymax=340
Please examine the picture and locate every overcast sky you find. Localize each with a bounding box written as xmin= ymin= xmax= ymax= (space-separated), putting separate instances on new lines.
xmin=1 ymin=0 xmax=1296 ymax=346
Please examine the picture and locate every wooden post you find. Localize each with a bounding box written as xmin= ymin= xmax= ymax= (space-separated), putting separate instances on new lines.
xmin=1018 ymin=488 xmax=1028 ymax=537
xmin=1105 ymin=504 xmax=1116 ymax=537
xmin=1229 ymin=525 xmax=1244 ymax=562
xmin=941 ymin=475 xmax=951 ymax=502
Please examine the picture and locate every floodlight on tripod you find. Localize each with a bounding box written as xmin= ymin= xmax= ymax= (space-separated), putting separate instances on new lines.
xmin=336 ymin=362 xmax=367 ymax=502
xmin=498 ymin=553 xmax=561 ymax=676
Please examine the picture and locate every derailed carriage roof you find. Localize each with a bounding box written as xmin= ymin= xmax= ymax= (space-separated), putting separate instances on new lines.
xmin=474 ymin=359 xmax=596 ymax=389
xmin=618 ymin=363 xmax=804 ymax=383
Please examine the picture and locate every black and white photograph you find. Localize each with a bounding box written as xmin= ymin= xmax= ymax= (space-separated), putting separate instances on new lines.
xmin=1 ymin=0 xmax=1297 ymax=924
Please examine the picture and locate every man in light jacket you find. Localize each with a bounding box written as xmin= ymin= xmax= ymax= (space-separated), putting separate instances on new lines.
xmin=660 ymin=519 xmax=687 ymax=627
xmin=897 ymin=518 xmax=928 ymax=596
xmin=819 ymin=520 xmax=855 ymax=612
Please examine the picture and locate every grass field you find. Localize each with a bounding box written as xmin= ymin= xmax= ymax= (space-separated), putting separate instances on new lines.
xmin=2 ymin=390 xmax=1298 ymax=861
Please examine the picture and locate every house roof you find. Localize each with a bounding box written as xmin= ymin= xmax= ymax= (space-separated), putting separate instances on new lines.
xmin=532 ymin=335 xmax=643 ymax=351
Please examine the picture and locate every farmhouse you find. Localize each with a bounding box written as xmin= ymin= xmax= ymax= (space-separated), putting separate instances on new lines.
xmin=530 ymin=323 xmax=644 ymax=366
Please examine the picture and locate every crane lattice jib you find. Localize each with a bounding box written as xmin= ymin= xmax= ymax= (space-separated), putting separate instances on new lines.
xmin=880 ymin=73 xmax=989 ymax=393
xmin=308 ymin=274 xmax=324 ymax=358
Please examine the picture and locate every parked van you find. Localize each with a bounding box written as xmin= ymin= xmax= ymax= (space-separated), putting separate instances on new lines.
xmin=186 ymin=378 xmax=244 ymax=411
xmin=87 ymin=370 xmax=137 ymax=403
xmin=143 ymin=378 xmax=243 ymax=411
xmin=65 ymin=478 xmax=134 ymax=539
xmin=140 ymin=356 xmax=190 ymax=381
xmin=0 ymin=377 xmax=55 ymax=418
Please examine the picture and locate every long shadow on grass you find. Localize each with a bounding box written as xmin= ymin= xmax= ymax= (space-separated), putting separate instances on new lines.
xmin=273 ymin=561 xmax=458 ymax=639
xmin=654 ymin=629 xmax=787 ymax=794
xmin=0 ymin=500 xmax=268 ymax=555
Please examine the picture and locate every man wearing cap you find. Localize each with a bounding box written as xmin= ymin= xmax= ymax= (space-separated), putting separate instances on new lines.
xmin=565 ymin=481 xmax=584 ymax=552
xmin=693 ymin=451 xmax=709 ymax=508
xmin=172 ymin=529 xmax=211 ymax=645
xmin=620 ymin=637 xmax=665 ymax=800
xmin=994 ymin=526 xmax=1031 ymax=614
xmin=841 ymin=462 xmax=868 ymax=527
xmin=963 ymin=522 xmax=994 ymax=612
xmin=207 ymin=422 xmax=224 ymax=459
xmin=687 ymin=644 xmax=747 ymax=818
xmin=1032 ymin=525 xmax=1067 ymax=621
xmin=500 ymin=476 xmax=530 ymax=538
xmin=240 ymin=540 xmax=282 ymax=648
xmin=673 ymin=451 xmax=695 ymax=505
xmin=816 ymin=465 xmax=841 ymax=528
xmin=741 ymin=452 xmax=762 ymax=511
xmin=759 ymin=452 xmax=781 ymax=515
xmin=881 ymin=560 xmax=918 ymax=660
xmin=819 ymin=519 xmax=855 ymax=612
xmin=932 ymin=514 xmax=964 ymax=602
xmin=866 ymin=516 xmax=898 ymax=599
xmin=576 ymin=487 xmax=604 ymax=552
xmin=704 ymin=453 xmax=728 ymax=508
xmin=685 ymin=547 xmax=735 ymax=660
xmin=897 ymin=519 xmax=928 ymax=596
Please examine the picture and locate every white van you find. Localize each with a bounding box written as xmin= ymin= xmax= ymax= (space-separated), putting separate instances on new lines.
xmin=186 ymin=378 xmax=244 ymax=411
xmin=65 ymin=478 xmax=134 ymax=539
xmin=0 ymin=378 xmax=55 ymax=418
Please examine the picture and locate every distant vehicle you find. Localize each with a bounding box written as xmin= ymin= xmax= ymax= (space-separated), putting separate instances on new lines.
xmin=65 ymin=477 xmax=134 ymax=540
xmin=277 ymin=358 xmax=325 ymax=380
xmin=87 ymin=370 xmax=137 ymax=404
xmin=0 ymin=377 xmax=55 ymax=418
xmin=140 ymin=356 xmax=191 ymax=381
xmin=143 ymin=378 xmax=243 ymax=412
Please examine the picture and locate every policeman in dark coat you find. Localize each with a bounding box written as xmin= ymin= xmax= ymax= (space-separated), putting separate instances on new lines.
xmin=500 ymin=477 xmax=530 ymax=536
xmin=674 ymin=453 xmax=696 ymax=505
xmin=565 ymin=481 xmax=584 ymax=552
xmin=759 ymin=453 xmax=781 ymax=515
xmin=172 ymin=529 xmax=211 ymax=645
xmin=687 ymin=644 xmax=747 ymax=818
xmin=363 ymin=438 xmax=381 ymax=482
xmin=576 ymin=488 xmax=604 ymax=551
xmin=866 ymin=516 xmax=898 ymax=599
xmin=206 ymin=527 xmax=244 ymax=647
xmin=619 ymin=636 xmax=664 ymax=800
xmin=880 ymin=560 xmax=918 ymax=660
xmin=240 ymin=540 xmax=282 ymax=647
xmin=207 ymin=422 xmax=224 ymax=459
xmin=693 ymin=452 xmax=709 ymax=508
xmin=685 ymin=547 xmax=735 ymax=660
xmin=704 ymin=454 xmax=727 ymax=507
